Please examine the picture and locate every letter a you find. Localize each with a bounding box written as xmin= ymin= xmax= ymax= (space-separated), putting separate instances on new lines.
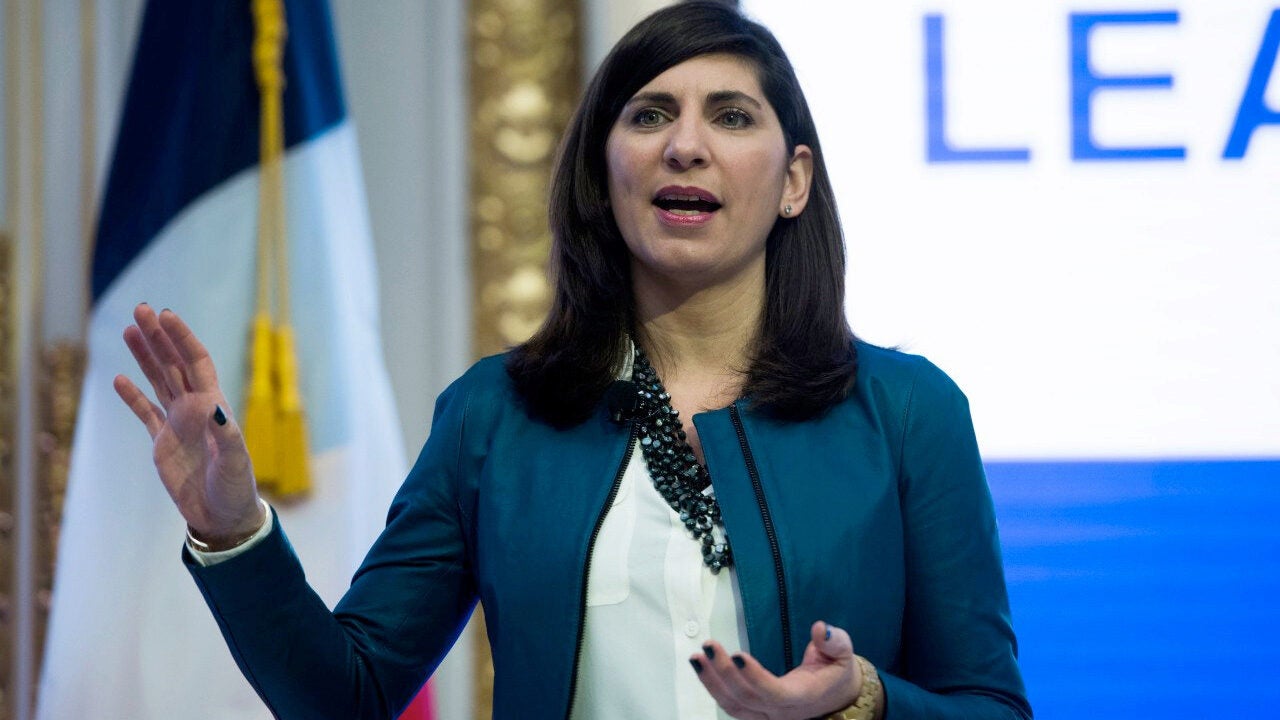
xmin=1224 ymin=9 xmax=1280 ymax=159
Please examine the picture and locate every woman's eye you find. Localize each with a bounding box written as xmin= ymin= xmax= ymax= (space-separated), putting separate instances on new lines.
xmin=633 ymin=108 xmax=667 ymax=127
xmin=717 ymin=109 xmax=754 ymax=129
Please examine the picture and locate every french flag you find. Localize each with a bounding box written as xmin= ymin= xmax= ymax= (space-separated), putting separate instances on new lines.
xmin=38 ymin=1 xmax=433 ymax=717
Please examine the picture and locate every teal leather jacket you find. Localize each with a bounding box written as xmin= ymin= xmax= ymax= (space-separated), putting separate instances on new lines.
xmin=188 ymin=343 xmax=1031 ymax=719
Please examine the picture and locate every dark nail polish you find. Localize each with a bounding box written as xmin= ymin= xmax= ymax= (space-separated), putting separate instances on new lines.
xmin=689 ymin=658 xmax=703 ymax=674
xmin=732 ymin=655 xmax=746 ymax=669
xmin=825 ymin=623 xmax=832 ymax=641
xmin=702 ymin=644 xmax=715 ymax=660
xmin=213 ymin=405 xmax=227 ymax=426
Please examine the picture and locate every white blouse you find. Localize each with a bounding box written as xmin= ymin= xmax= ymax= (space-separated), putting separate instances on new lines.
xmin=569 ymin=440 xmax=750 ymax=719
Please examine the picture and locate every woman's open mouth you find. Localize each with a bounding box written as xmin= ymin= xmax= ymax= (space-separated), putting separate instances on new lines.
xmin=652 ymin=186 xmax=722 ymax=222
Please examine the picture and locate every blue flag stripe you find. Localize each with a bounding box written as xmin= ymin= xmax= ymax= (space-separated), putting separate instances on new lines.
xmin=986 ymin=459 xmax=1280 ymax=717
xmin=92 ymin=0 xmax=345 ymax=302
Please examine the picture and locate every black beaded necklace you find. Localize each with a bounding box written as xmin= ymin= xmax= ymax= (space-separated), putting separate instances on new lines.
xmin=630 ymin=348 xmax=734 ymax=573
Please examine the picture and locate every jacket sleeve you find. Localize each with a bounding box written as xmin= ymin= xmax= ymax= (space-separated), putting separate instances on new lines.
xmin=185 ymin=378 xmax=478 ymax=720
xmin=879 ymin=359 xmax=1032 ymax=719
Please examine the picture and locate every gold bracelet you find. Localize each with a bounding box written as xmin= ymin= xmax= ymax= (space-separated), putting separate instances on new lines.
xmin=825 ymin=656 xmax=881 ymax=720
xmin=185 ymin=498 xmax=269 ymax=553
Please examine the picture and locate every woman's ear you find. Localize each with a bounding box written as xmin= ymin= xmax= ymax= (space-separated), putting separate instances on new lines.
xmin=779 ymin=144 xmax=814 ymax=218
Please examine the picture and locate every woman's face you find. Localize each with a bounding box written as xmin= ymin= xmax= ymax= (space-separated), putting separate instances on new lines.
xmin=605 ymin=53 xmax=812 ymax=293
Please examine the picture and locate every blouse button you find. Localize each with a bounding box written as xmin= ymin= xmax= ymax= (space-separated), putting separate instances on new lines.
xmin=684 ymin=620 xmax=700 ymax=637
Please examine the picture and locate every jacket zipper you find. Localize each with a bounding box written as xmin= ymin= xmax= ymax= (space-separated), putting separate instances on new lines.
xmin=729 ymin=404 xmax=795 ymax=671
xmin=564 ymin=421 xmax=638 ymax=719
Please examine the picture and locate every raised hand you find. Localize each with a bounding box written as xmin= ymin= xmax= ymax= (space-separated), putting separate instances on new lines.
xmin=692 ymin=620 xmax=865 ymax=720
xmin=114 ymin=303 xmax=265 ymax=548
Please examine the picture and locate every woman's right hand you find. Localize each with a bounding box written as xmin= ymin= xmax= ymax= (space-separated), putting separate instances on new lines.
xmin=114 ymin=303 xmax=265 ymax=548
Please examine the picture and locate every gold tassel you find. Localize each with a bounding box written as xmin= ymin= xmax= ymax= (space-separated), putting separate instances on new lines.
xmin=243 ymin=0 xmax=311 ymax=502
xmin=243 ymin=312 xmax=279 ymax=492
xmin=271 ymin=324 xmax=310 ymax=499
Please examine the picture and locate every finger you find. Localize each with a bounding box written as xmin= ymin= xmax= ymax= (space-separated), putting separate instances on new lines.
xmin=703 ymin=641 xmax=756 ymax=698
xmin=725 ymin=651 xmax=783 ymax=693
xmin=207 ymin=403 xmax=253 ymax=479
xmin=813 ymin=620 xmax=854 ymax=662
xmin=691 ymin=650 xmax=754 ymax=719
xmin=697 ymin=642 xmax=769 ymax=715
xmin=123 ymin=323 xmax=174 ymax=405
xmin=114 ymin=374 xmax=165 ymax=438
xmin=136 ymin=305 xmax=193 ymax=397
xmin=158 ymin=308 xmax=220 ymax=392
xmin=132 ymin=301 xmax=185 ymax=394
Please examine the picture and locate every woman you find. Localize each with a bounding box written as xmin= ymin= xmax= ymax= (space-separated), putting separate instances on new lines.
xmin=115 ymin=3 xmax=1030 ymax=718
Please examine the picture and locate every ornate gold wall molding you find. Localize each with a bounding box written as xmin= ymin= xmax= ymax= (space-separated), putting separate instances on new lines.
xmin=1 ymin=0 xmax=94 ymax=716
xmin=32 ymin=343 xmax=83 ymax=708
xmin=468 ymin=0 xmax=581 ymax=717
xmin=469 ymin=0 xmax=579 ymax=358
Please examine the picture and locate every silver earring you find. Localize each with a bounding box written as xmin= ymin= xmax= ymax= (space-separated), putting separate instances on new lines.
xmin=783 ymin=204 xmax=793 ymax=216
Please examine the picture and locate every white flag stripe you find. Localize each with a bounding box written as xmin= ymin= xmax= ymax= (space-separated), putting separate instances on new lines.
xmin=39 ymin=122 xmax=407 ymax=718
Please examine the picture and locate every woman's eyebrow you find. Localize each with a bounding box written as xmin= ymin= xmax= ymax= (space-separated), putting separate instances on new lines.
xmin=625 ymin=91 xmax=677 ymax=107
xmin=706 ymin=90 xmax=763 ymax=109
xmin=624 ymin=90 xmax=764 ymax=110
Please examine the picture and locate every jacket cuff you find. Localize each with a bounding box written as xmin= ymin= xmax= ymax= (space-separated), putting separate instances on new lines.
xmin=183 ymin=508 xmax=309 ymax=615
xmin=878 ymin=669 xmax=1031 ymax=720
xmin=878 ymin=670 xmax=923 ymax=718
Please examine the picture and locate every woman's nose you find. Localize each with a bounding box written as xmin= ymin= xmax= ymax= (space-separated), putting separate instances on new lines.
xmin=662 ymin=118 xmax=708 ymax=170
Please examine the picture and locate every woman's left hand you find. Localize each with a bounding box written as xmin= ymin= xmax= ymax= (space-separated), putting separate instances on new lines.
xmin=693 ymin=620 xmax=862 ymax=720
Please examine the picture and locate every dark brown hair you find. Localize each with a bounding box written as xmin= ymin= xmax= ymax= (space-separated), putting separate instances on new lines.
xmin=507 ymin=0 xmax=857 ymax=427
